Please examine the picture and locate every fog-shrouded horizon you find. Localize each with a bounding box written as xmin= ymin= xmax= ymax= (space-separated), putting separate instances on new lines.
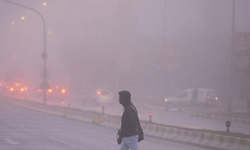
xmin=1 ymin=0 xmax=250 ymax=107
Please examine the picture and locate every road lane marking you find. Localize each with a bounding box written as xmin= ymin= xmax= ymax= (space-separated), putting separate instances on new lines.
xmin=3 ymin=138 xmax=20 ymax=145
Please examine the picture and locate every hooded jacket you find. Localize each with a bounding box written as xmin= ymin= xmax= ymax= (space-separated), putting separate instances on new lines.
xmin=119 ymin=91 xmax=139 ymax=137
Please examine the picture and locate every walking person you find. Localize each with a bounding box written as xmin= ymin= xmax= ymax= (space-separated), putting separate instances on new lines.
xmin=117 ymin=90 xmax=142 ymax=150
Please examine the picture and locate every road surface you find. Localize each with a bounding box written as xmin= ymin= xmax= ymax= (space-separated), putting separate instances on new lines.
xmin=0 ymin=101 xmax=220 ymax=150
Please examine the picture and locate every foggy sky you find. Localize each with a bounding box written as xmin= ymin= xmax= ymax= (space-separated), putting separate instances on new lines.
xmin=1 ymin=0 xmax=250 ymax=101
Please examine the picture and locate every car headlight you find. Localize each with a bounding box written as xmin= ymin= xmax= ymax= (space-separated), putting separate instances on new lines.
xmin=164 ymin=99 xmax=168 ymax=102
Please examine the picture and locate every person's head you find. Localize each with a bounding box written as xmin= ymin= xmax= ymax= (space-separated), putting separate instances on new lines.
xmin=118 ymin=90 xmax=131 ymax=106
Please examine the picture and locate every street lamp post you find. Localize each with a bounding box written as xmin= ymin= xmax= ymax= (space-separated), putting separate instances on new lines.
xmin=228 ymin=0 xmax=236 ymax=116
xmin=225 ymin=0 xmax=236 ymax=132
xmin=1 ymin=0 xmax=49 ymax=104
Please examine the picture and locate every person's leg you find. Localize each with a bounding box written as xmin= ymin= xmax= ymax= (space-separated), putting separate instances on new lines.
xmin=124 ymin=136 xmax=139 ymax=150
xmin=119 ymin=138 xmax=129 ymax=150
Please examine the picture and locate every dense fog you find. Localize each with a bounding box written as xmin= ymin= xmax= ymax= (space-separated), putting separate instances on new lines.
xmin=1 ymin=0 xmax=250 ymax=109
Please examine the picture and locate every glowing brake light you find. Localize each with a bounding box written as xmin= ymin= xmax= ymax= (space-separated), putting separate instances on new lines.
xmin=215 ymin=97 xmax=218 ymax=101
xmin=0 ymin=83 xmax=2 ymax=86
xmin=15 ymin=83 xmax=19 ymax=86
xmin=10 ymin=87 xmax=14 ymax=92
xmin=24 ymin=87 xmax=28 ymax=90
xmin=21 ymin=88 xmax=24 ymax=92
xmin=38 ymin=89 xmax=42 ymax=92
xmin=55 ymin=86 xmax=59 ymax=89
xmin=48 ymin=89 xmax=52 ymax=93
xmin=61 ymin=89 xmax=66 ymax=94
xmin=206 ymin=95 xmax=210 ymax=99
xmin=97 ymin=91 xmax=101 ymax=95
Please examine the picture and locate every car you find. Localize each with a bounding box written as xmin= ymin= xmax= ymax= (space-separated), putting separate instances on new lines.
xmin=2 ymin=81 xmax=28 ymax=99
xmin=164 ymin=88 xmax=218 ymax=110
xmin=36 ymin=85 xmax=70 ymax=106
xmin=82 ymin=89 xmax=113 ymax=105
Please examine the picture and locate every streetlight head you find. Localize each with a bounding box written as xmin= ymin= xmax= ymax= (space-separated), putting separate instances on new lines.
xmin=43 ymin=2 xmax=47 ymax=6
xmin=21 ymin=16 xmax=25 ymax=20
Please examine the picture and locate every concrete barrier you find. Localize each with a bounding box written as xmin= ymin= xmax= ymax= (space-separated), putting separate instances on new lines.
xmin=2 ymin=97 xmax=249 ymax=150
